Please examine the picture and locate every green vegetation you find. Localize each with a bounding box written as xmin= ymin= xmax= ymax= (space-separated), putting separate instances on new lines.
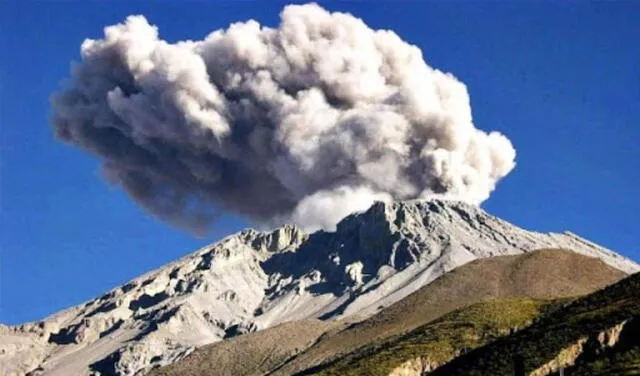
xmin=563 ymin=345 xmax=640 ymax=375
xmin=310 ymin=298 xmax=563 ymax=376
xmin=428 ymin=273 xmax=640 ymax=376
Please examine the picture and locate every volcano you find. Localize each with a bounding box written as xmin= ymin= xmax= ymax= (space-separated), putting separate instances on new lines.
xmin=1 ymin=200 xmax=637 ymax=376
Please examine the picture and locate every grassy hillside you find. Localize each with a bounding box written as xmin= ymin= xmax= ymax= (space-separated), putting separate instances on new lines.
xmin=428 ymin=272 xmax=640 ymax=376
xmin=306 ymin=298 xmax=567 ymax=376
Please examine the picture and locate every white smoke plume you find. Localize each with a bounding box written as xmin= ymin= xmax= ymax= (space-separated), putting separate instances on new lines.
xmin=51 ymin=3 xmax=516 ymax=232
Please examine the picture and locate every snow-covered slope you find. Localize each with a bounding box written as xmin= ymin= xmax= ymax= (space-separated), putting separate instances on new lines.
xmin=2 ymin=200 xmax=637 ymax=376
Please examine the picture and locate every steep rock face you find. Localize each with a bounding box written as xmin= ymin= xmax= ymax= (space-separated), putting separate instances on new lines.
xmin=1 ymin=200 xmax=638 ymax=376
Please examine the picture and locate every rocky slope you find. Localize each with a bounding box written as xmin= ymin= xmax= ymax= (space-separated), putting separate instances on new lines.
xmin=1 ymin=200 xmax=637 ymax=376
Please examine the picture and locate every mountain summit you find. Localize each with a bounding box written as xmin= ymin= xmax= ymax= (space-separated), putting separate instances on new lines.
xmin=1 ymin=200 xmax=637 ymax=376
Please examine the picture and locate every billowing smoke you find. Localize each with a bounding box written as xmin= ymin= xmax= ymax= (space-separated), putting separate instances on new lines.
xmin=51 ymin=3 xmax=516 ymax=232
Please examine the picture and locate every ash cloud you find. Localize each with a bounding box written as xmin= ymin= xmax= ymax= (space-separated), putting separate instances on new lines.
xmin=51 ymin=3 xmax=516 ymax=232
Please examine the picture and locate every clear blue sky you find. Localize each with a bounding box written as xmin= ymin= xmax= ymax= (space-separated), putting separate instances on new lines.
xmin=1 ymin=1 xmax=638 ymax=325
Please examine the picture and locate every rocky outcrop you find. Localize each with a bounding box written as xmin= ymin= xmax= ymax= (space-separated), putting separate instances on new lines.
xmin=388 ymin=357 xmax=440 ymax=376
xmin=531 ymin=319 xmax=631 ymax=376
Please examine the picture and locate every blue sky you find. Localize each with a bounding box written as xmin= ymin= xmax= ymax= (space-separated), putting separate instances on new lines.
xmin=1 ymin=1 xmax=638 ymax=325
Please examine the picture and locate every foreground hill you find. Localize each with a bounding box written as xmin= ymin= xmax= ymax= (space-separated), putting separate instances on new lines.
xmin=1 ymin=200 xmax=638 ymax=375
xmin=427 ymin=271 xmax=640 ymax=375
xmin=152 ymin=249 xmax=627 ymax=376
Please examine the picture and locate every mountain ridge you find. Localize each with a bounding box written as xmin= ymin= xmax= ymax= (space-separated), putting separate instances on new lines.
xmin=1 ymin=199 xmax=637 ymax=376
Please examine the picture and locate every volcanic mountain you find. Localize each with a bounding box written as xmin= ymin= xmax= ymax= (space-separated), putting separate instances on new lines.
xmin=1 ymin=200 xmax=637 ymax=376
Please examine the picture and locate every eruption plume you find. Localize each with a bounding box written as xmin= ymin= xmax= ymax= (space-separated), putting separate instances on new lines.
xmin=51 ymin=3 xmax=516 ymax=231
